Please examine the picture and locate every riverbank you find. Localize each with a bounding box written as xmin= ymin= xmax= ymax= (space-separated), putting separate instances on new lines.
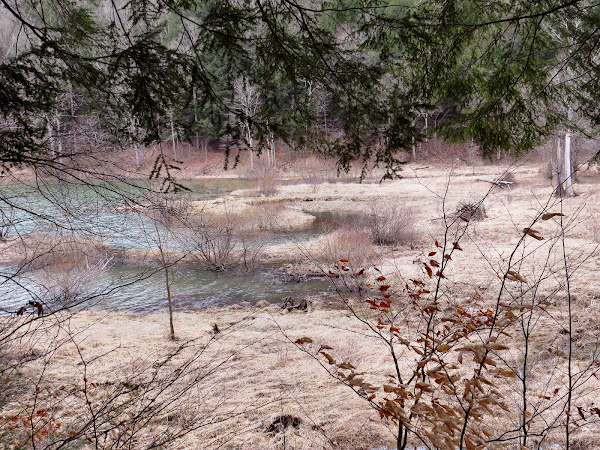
xmin=3 ymin=161 xmax=600 ymax=448
xmin=5 ymin=292 xmax=600 ymax=449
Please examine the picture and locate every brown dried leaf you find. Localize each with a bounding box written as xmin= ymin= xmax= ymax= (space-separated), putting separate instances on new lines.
xmin=541 ymin=212 xmax=565 ymax=220
xmin=321 ymin=352 xmax=336 ymax=365
xmin=523 ymin=228 xmax=544 ymax=240
xmin=424 ymin=263 xmax=433 ymax=278
xmin=415 ymin=381 xmax=434 ymax=393
xmin=506 ymin=270 xmax=527 ymax=283
xmin=337 ymin=362 xmax=355 ymax=370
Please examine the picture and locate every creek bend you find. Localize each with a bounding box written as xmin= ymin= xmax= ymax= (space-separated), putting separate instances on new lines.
xmin=0 ymin=178 xmax=365 ymax=313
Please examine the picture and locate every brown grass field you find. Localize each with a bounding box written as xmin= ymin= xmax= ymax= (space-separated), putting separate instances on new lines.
xmin=3 ymin=159 xmax=600 ymax=449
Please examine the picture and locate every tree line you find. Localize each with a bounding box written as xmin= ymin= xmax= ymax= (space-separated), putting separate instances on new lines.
xmin=1 ymin=0 xmax=599 ymax=186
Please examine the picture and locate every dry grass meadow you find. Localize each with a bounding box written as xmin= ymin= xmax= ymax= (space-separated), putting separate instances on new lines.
xmin=3 ymin=160 xmax=600 ymax=449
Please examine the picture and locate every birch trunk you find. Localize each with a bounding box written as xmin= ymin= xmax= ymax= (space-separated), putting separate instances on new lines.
xmin=245 ymin=122 xmax=254 ymax=170
xmin=564 ymin=130 xmax=574 ymax=196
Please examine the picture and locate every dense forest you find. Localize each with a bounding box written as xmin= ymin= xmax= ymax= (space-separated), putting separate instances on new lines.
xmin=3 ymin=0 xmax=600 ymax=180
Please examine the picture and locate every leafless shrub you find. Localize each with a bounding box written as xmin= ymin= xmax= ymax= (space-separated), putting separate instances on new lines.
xmin=184 ymin=215 xmax=235 ymax=270
xmin=37 ymin=257 xmax=113 ymax=304
xmin=588 ymin=213 xmax=600 ymax=242
xmin=144 ymin=192 xmax=195 ymax=225
xmin=239 ymin=164 xmax=280 ymax=196
xmin=182 ymin=212 xmax=264 ymax=271
xmin=296 ymin=155 xmax=337 ymax=191
xmin=17 ymin=237 xmax=112 ymax=272
xmin=243 ymin=202 xmax=287 ymax=232
xmin=455 ymin=200 xmax=486 ymax=221
xmin=320 ymin=226 xmax=375 ymax=270
xmin=0 ymin=208 xmax=17 ymax=240
xmin=362 ymin=203 xmax=417 ymax=247
xmin=258 ymin=170 xmax=279 ymax=196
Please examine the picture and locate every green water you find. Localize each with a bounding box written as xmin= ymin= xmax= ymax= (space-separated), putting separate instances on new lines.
xmin=0 ymin=179 xmax=361 ymax=313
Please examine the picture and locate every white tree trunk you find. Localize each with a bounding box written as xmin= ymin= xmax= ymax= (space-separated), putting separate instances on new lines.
xmin=564 ymin=130 xmax=574 ymax=196
xmin=270 ymin=133 xmax=276 ymax=166
xmin=245 ymin=123 xmax=254 ymax=170
xmin=130 ymin=117 xmax=140 ymax=170
xmin=469 ymin=138 xmax=476 ymax=174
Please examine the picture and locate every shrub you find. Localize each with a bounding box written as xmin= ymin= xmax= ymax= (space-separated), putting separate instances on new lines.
xmin=144 ymin=191 xmax=195 ymax=225
xmin=240 ymin=164 xmax=280 ymax=196
xmin=455 ymin=200 xmax=486 ymax=221
xmin=320 ymin=226 xmax=376 ymax=269
xmin=588 ymin=213 xmax=600 ymax=242
xmin=295 ymin=200 xmax=595 ymax=450
xmin=362 ymin=203 xmax=417 ymax=247
xmin=181 ymin=212 xmax=264 ymax=271
xmin=258 ymin=173 xmax=278 ymax=196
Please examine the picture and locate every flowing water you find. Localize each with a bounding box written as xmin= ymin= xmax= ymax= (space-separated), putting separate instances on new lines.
xmin=0 ymin=179 xmax=362 ymax=313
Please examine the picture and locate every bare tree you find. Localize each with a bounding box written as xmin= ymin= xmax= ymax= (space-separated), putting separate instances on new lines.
xmin=232 ymin=77 xmax=261 ymax=171
xmin=293 ymin=174 xmax=599 ymax=449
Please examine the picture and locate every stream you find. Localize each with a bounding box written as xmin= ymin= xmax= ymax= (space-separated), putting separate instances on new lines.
xmin=0 ymin=179 xmax=362 ymax=313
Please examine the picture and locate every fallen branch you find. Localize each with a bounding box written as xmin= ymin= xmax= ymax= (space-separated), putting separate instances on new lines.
xmin=476 ymin=178 xmax=514 ymax=187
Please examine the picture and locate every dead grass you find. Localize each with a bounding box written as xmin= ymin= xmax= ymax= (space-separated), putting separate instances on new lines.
xmin=588 ymin=212 xmax=600 ymax=242
xmin=1 ymin=308 xmax=393 ymax=449
xmin=4 ymin=161 xmax=600 ymax=448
